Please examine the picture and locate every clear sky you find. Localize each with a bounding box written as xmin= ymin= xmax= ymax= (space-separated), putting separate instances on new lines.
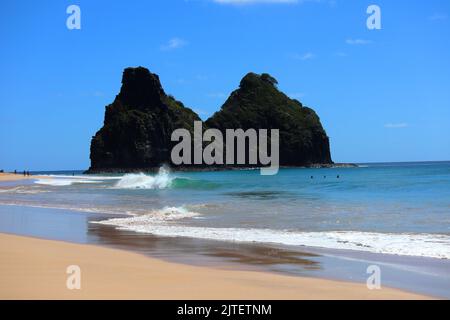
xmin=1 ymin=0 xmax=449 ymax=171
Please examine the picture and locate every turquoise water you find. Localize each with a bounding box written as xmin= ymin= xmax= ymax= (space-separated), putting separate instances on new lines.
xmin=1 ymin=162 xmax=450 ymax=259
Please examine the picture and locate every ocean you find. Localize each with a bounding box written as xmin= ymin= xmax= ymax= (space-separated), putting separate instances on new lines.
xmin=1 ymin=162 xmax=450 ymax=258
xmin=1 ymin=162 xmax=450 ymax=297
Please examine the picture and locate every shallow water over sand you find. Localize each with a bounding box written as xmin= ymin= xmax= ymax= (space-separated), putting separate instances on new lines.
xmin=0 ymin=204 xmax=449 ymax=298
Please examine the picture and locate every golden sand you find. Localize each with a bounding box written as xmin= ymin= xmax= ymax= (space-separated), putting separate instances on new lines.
xmin=0 ymin=173 xmax=47 ymax=182
xmin=0 ymin=233 xmax=431 ymax=300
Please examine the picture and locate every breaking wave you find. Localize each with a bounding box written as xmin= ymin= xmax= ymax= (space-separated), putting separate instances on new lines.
xmin=113 ymin=168 xmax=220 ymax=190
xmin=24 ymin=167 xmax=219 ymax=190
xmin=114 ymin=168 xmax=173 ymax=189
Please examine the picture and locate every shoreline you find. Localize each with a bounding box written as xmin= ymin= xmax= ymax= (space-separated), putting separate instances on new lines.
xmin=0 ymin=204 xmax=449 ymax=298
xmin=0 ymin=233 xmax=431 ymax=300
xmin=0 ymin=173 xmax=48 ymax=182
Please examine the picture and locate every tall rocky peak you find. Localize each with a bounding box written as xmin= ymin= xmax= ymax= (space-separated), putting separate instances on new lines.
xmin=206 ymin=72 xmax=332 ymax=166
xmin=239 ymin=72 xmax=280 ymax=90
xmin=88 ymin=67 xmax=199 ymax=172
xmin=117 ymin=67 xmax=165 ymax=109
xmin=88 ymin=68 xmax=333 ymax=172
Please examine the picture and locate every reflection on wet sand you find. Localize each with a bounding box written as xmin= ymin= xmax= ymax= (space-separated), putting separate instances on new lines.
xmin=87 ymin=221 xmax=322 ymax=273
xmin=205 ymin=247 xmax=320 ymax=269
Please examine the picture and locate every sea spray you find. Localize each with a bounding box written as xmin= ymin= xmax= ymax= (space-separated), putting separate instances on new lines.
xmin=114 ymin=167 xmax=173 ymax=189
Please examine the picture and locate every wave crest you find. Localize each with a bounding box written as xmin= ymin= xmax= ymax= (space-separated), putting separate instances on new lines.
xmin=94 ymin=206 xmax=200 ymax=225
xmin=114 ymin=168 xmax=173 ymax=189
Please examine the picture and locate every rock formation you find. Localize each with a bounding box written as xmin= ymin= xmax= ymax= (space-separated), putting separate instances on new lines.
xmin=206 ymin=72 xmax=332 ymax=166
xmin=88 ymin=67 xmax=199 ymax=172
xmin=87 ymin=67 xmax=332 ymax=172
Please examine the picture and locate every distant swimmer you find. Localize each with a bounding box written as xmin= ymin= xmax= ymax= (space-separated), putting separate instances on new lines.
xmin=337 ymin=175 xmax=340 ymax=179
xmin=310 ymin=176 xmax=314 ymax=179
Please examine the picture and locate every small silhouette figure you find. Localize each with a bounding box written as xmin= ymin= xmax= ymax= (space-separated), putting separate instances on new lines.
xmin=14 ymin=170 xmax=17 ymax=175
xmin=337 ymin=175 xmax=340 ymax=179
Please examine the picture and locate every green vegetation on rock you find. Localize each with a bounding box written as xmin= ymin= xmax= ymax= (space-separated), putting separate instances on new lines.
xmin=88 ymin=67 xmax=332 ymax=172
xmin=205 ymin=72 xmax=332 ymax=166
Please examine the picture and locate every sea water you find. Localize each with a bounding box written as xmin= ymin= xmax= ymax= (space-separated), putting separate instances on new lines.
xmin=1 ymin=162 xmax=450 ymax=259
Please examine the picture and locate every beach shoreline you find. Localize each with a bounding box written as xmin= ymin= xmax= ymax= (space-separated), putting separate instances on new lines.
xmin=0 ymin=173 xmax=48 ymax=182
xmin=1 ymin=163 xmax=449 ymax=299
xmin=0 ymin=233 xmax=431 ymax=300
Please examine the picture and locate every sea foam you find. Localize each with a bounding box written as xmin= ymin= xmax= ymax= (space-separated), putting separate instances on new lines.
xmin=34 ymin=178 xmax=101 ymax=186
xmin=32 ymin=169 xmax=173 ymax=189
xmin=114 ymin=168 xmax=173 ymax=189
xmin=94 ymin=215 xmax=450 ymax=259
xmin=93 ymin=206 xmax=199 ymax=224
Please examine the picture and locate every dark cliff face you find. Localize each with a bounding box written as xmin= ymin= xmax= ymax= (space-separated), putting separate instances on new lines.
xmin=89 ymin=67 xmax=200 ymax=171
xmin=88 ymin=68 xmax=332 ymax=172
xmin=117 ymin=67 xmax=165 ymax=109
xmin=205 ymin=72 xmax=332 ymax=166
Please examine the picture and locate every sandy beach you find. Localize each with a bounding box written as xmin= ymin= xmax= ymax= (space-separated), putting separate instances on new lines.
xmin=0 ymin=233 xmax=430 ymax=300
xmin=0 ymin=173 xmax=47 ymax=182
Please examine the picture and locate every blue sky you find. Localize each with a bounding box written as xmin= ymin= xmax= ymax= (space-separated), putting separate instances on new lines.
xmin=1 ymin=0 xmax=449 ymax=170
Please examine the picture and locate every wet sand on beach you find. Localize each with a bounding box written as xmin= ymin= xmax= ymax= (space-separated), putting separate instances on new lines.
xmin=0 ymin=233 xmax=431 ymax=300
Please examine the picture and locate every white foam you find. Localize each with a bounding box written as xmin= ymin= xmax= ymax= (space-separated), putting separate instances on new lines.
xmin=113 ymin=168 xmax=173 ymax=189
xmin=0 ymin=201 xmax=130 ymax=216
xmin=33 ymin=174 xmax=121 ymax=186
xmin=33 ymin=168 xmax=173 ymax=188
xmin=94 ymin=206 xmax=199 ymax=224
xmin=34 ymin=178 xmax=101 ymax=186
xmin=46 ymin=174 xmax=120 ymax=180
xmin=7 ymin=187 xmax=49 ymax=194
xmin=94 ymin=216 xmax=450 ymax=259
xmin=0 ymin=187 xmax=21 ymax=193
